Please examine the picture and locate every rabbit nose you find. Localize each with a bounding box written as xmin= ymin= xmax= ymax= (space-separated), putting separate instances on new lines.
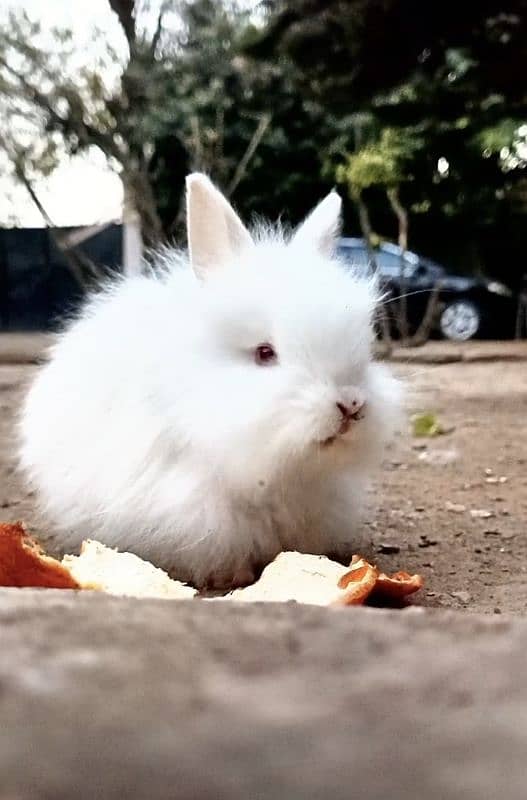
xmin=336 ymin=398 xmax=364 ymax=420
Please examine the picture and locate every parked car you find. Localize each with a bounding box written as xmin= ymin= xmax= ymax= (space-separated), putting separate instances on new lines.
xmin=337 ymin=238 xmax=518 ymax=341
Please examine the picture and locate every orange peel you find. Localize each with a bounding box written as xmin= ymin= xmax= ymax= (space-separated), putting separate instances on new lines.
xmin=335 ymin=556 xmax=379 ymax=605
xmin=374 ymin=570 xmax=424 ymax=600
xmin=0 ymin=522 xmax=79 ymax=589
xmin=337 ymin=555 xmax=424 ymax=606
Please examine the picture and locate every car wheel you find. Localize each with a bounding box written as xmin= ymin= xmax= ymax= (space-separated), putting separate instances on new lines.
xmin=439 ymin=299 xmax=481 ymax=341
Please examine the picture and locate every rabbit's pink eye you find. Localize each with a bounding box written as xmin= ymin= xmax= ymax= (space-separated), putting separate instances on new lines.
xmin=255 ymin=343 xmax=277 ymax=366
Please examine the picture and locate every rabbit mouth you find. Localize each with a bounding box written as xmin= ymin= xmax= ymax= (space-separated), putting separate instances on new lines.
xmin=320 ymin=409 xmax=364 ymax=447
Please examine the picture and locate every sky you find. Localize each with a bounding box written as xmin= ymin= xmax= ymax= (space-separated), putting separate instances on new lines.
xmin=0 ymin=0 xmax=138 ymax=227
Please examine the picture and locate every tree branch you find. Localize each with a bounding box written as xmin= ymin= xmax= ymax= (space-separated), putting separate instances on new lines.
xmin=387 ymin=186 xmax=410 ymax=342
xmin=3 ymin=142 xmax=106 ymax=288
xmin=0 ymin=54 xmax=123 ymax=161
xmin=226 ymin=112 xmax=272 ymax=197
xmin=151 ymin=2 xmax=168 ymax=56
xmin=408 ymin=282 xmax=442 ymax=346
xmin=387 ymin=186 xmax=408 ymax=251
xmin=108 ymin=0 xmax=136 ymax=49
xmin=351 ymin=187 xmax=393 ymax=355
xmin=189 ymin=114 xmax=203 ymax=169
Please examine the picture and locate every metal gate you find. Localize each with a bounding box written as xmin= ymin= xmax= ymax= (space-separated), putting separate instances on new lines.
xmin=0 ymin=225 xmax=122 ymax=331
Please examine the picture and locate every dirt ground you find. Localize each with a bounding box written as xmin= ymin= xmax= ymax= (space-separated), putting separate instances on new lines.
xmin=1 ymin=342 xmax=526 ymax=614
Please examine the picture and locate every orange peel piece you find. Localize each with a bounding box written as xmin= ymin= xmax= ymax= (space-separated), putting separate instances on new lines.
xmin=336 ymin=555 xmax=424 ymax=606
xmin=0 ymin=522 xmax=79 ymax=589
xmin=374 ymin=570 xmax=424 ymax=600
xmin=334 ymin=557 xmax=379 ymax=605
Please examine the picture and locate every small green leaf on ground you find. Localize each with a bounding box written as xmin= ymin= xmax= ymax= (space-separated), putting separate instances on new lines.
xmin=411 ymin=412 xmax=445 ymax=438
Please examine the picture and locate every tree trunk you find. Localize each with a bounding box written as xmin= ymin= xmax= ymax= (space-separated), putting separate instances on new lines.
xmin=408 ymin=282 xmax=442 ymax=346
xmin=352 ymin=190 xmax=392 ymax=356
xmin=123 ymin=168 xmax=164 ymax=249
xmin=387 ymin=186 xmax=408 ymax=251
xmin=387 ymin=186 xmax=409 ymax=344
xmin=122 ymin=184 xmax=144 ymax=277
xmin=355 ymin=191 xmax=374 ymax=244
xmin=515 ymin=290 xmax=527 ymax=339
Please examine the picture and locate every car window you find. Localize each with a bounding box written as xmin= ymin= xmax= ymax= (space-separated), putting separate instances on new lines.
xmin=337 ymin=243 xmax=420 ymax=280
xmin=375 ymin=251 xmax=416 ymax=278
xmin=337 ymin=246 xmax=372 ymax=278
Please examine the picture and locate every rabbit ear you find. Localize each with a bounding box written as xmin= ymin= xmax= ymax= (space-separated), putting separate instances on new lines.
xmin=291 ymin=190 xmax=342 ymax=256
xmin=186 ymin=173 xmax=253 ymax=278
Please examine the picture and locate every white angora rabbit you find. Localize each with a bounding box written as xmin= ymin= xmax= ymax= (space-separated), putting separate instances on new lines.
xmin=20 ymin=174 xmax=402 ymax=588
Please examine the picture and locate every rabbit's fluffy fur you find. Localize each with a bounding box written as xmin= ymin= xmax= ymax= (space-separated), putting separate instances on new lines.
xmin=19 ymin=174 xmax=402 ymax=588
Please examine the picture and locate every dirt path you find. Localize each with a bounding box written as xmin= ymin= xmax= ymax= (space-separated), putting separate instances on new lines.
xmin=1 ymin=352 xmax=526 ymax=614
xmin=373 ymin=356 xmax=527 ymax=614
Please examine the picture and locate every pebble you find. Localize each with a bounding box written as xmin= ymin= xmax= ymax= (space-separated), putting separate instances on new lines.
xmin=418 ymin=449 xmax=459 ymax=466
xmin=378 ymin=543 xmax=401 ymax=555
xmin=451 ymin=591 xmax=471 ymax=604
xmin=470 ymin=509 xmax=494 ymax=519
xmin=445 ymin=501 xmax=466 ymax=513
xmin=418 ymin=535 xmax=438 ymax=548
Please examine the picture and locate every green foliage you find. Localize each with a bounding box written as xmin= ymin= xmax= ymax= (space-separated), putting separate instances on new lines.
xmin=336 ymin=128 xmax=422 ymax=194
xmin=411 ymin=412 xmax=445 ymax=438
xmin=254 ymin=0 xmax=527 ymax=284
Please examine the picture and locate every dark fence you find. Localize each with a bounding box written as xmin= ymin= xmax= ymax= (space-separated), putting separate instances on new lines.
xmin=0 ymin=225 xmax=123 ymax=331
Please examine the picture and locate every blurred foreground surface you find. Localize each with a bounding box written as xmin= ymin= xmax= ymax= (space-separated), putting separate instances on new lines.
xmin=1 ymin=591 xmax=527 ymax=800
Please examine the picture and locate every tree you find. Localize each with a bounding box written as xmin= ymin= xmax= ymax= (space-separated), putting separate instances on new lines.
xmin=335 ymin=126 xmax=442 ymax=344
xmin=0 ymin=1 xmax=277 ymax=250
xmin=0 ymin=3 xmax=170 ymax=246
xmin=336 ymin=127 xmax=414 ymax=340
xmin=252 ymin=0 xmax=527 ymax=285
xmin=336 ymin=127 xmax=422 ymax=247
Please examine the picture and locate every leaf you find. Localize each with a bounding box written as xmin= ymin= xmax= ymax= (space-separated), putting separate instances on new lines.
xmin=411 ymin=412 xmax=444 ymax=437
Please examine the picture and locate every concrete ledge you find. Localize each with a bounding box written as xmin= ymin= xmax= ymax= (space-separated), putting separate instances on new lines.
xmin=0 ymin=333 xmax=53 ymax=364
xmin=1 ymin=590 xmax=526 ymax=799
xmin=386 ymin=340 xmax=527 ymax=364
